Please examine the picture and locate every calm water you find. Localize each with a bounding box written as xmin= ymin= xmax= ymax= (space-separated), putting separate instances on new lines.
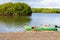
xmin=0 ymin=13 xmax=60 ymax=32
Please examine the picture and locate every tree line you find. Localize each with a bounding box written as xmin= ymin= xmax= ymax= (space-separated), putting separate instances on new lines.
xmin=0 ymin=2 xmax=32 ymax=16
xmin=0 ymin=2 xmax=60 ymax=16
xmin=31 ymin=8 xmax=60 ymax=13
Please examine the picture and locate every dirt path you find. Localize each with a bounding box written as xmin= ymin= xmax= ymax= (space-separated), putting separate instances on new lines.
xmin=0 ymin=31 xmax=60 ymax=40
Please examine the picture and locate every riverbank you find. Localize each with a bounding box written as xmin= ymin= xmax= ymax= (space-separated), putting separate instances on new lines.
xmin=32 ymin=8 xmax=60 ymax=13
xmin=0 ymin=31 xmax=60 ymax=40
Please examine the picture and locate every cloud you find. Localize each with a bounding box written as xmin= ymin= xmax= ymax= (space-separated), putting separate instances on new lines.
xmin=40 ymin=0 xmax=60 ymax=8
xmin=28 ymin=0 xmax=60 ymax=8
xmin=0 ymin=0 xmax=13 ymax=4
xmin=0 ymin=0 xmax=60 ymax=8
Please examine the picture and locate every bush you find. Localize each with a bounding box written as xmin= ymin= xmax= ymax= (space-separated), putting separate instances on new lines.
xmin=0 ymin=2 xmax=32 ymax=16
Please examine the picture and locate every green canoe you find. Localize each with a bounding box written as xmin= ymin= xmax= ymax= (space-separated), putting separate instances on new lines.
xmin=24 ymin=26 xmax=32 ymax=30
xmin=35 ymin=27 xmax=57 ymax=31
xmin=24 ymin=26 xmax=57 ymax=31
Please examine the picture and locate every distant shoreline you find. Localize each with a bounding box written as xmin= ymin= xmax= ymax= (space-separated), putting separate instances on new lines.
xmin=32 ymin=8 xmax=60 ymax=13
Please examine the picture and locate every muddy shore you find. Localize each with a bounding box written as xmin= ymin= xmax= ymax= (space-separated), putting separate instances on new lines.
xmin=0 ymin=31 xmax=60 ymax=40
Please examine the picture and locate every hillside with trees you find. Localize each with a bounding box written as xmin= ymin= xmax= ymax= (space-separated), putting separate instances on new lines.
xmin=0 ymin=2 xmax=32 ymax=16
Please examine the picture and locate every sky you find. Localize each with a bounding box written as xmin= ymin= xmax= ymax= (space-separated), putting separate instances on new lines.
xmin=0 ymin=0 xmax=60 ymax=8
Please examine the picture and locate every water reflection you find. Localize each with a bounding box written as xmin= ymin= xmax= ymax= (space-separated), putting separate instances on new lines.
xmin=0 ymin=16 xmax=31 ymax=27
xmin=0 ymin=16 xmax=31 ymax=32
xmin=0 ymin=13 xmax=60 ymax=32
xmin=30 ymin=13 xmax=60 ymax=26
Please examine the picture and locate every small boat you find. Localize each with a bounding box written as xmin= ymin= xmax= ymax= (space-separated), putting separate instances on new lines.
xmin=36 ymin=27 xmax=57 ymax=31
xmin=24 ymin=26 xmax=32 ymax=30
xmin=24 ymin=26 xmax=57 ymax=31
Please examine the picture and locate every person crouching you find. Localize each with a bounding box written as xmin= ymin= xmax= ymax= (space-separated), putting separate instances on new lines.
xmin=32 ymin=26 xmax=36 ymax=31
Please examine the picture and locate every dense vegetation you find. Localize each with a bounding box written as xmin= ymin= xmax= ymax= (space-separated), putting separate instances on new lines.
xmin=0 ymin=2 xmax=32 ymax=16
xmin=32 ymin=8 xmax=60 ymax=13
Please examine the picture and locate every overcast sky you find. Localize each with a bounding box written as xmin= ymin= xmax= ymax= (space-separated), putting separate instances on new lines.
xmin=0 ymin=0 xmax=60 ymax=8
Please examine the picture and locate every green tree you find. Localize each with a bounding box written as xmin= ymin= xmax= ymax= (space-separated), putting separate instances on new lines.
xmin=0 ymin=2 xmax=32 ymax=16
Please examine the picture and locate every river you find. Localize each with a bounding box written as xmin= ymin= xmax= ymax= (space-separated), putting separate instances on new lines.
xmin=0 ymin=13 xmax=60 ymax=32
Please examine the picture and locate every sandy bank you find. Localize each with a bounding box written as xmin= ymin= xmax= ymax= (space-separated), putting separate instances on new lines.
xmin=0 ymin=31 xmax=60 ymax=40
